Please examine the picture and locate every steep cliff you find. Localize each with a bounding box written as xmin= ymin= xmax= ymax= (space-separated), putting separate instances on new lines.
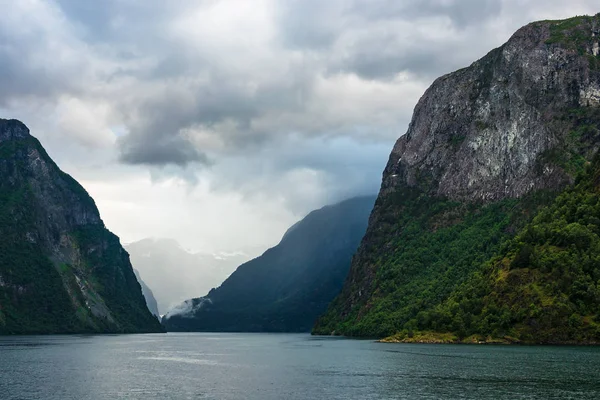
xmin=134 ymin=269 xmax=160 ymax=318
xmin=0 ymin=119 xmax=163 ymax=334
xmin=314 ymin=15 xmax=600 ymax=342
xmin=162 ymin=196 xmax=375 ymax=332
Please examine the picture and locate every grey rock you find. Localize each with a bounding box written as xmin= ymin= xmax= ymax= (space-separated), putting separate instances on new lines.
xmin=384 ymin=18 xmax=600 ymax=201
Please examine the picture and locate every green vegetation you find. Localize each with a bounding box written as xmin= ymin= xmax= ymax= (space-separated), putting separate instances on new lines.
xmin=314 ymin=15 xmax=600 ymax=343
xmin=538 ymin=107 xmax=600 ymax=179
xmin=313 ymin=185 xmax=557 ymax=337
xmin=71 ymin=225 xmax=162 ymax=332
xmin=0 ymin=185 xmax=86 ymax=334
xmin=0 ymin=127 xmax=162 ymax=334
xmin=316 ymin=122 xmax=600 ymax=343
xmin=416 ymin=158 xmax=600 ymax=343
xmin=544 ymin=14 xmax=600 ymax=59
xmin=449 ymin=134 xmax=466 ymax=148
xmin=381 ymin=331 xmax=460 ymax=344
xmin=316 ymin=103 xmax=600 ymax=342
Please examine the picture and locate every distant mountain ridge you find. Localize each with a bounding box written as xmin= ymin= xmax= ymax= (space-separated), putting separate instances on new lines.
xmin=162 ymin=195 xmax=376 ymax=332
xmin=0 ymin=119 xmax=162 ymax=334
xmin=133 ymin=269 xmax=160 ymax=318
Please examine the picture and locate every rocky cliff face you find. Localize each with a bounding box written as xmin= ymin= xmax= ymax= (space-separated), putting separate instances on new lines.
xmin=0 ymin=119 xmax=163 ymax=334
xmin=314 ymin=15 xmax=600 ymax=341
xmin=385 ymin=16 xmax=600 ymax=202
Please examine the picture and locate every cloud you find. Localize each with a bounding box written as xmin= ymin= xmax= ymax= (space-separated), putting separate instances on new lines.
xmin=1 ymin=0 xmax=600 ymax=253
xmin=119 ymin=135 xmax=210 ymax=167
xmin=206 ymin=134 xmax=391 ymax=213
xmin=6 ymin=0 xmax=598 ymax=167
xmin=275 ymin=0 xmax=346 ymax=49
xmin=55 ymin=97 xmax=117 ymax=148
xmin=350 ymin=0 xmax=503 ymax=26
xmin=0 ymin=1 xmax=85 ymax=104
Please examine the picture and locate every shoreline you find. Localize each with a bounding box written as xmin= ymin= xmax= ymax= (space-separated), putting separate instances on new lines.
xmin=377 ymin=331 xmax=600 ymax=346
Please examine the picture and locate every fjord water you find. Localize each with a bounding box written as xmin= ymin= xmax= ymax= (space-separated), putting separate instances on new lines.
xmin=1 ymin=333 xmax=599 ymax=400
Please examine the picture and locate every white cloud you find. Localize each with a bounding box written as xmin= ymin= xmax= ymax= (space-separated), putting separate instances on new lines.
xmin=56 ymin=97 xmax=117 ymax=148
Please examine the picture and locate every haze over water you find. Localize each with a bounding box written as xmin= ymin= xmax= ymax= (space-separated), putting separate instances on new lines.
xmin=1 ymin=333 xmax=599 ymax=399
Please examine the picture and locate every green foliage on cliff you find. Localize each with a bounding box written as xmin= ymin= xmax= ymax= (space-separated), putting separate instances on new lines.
xmin=416 ymin=159 xmax=600 ymax=343
xmin=315 ymin=157 xmax=600 ymax=344
xmin=72 ymin=225 xmax=162 ymax=332
xmin=312 ymin=187 xmax=555 ymax=337
xmin=544 ymin=14 xmax=600 ymax=52
xmin=0 ymin=186 xmax=85 ymax=334
xmin=543 ymin=14 xmax=600 ymax=71
xmin=0 ymin=121 xmax=162 ymax=334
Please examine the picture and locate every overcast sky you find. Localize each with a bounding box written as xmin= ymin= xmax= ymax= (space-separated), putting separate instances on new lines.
xmin=1 ymin=0 xmax=598 ymax=253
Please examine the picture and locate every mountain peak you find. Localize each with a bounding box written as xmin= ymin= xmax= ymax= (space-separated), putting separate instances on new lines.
xmin=0 ymin=119 xmax=31 ymax=143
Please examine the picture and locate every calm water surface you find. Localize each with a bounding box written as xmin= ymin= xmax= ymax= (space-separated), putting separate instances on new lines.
xmin=1 ymin=333 xmax=599 ymax=399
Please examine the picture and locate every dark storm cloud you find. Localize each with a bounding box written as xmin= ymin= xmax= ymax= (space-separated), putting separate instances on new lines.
xmin=0 ymin=0 xmax=510 ymax=168
xmin=276 ymin=0 xmax=345 ymax=49
xmin=54 ymin=0 xmax=196 ymax=43
xmin=120 ymin=135 xmax=210 ymax=167
xmin=0 ymin=5 xmax=81 ymax=105
xmin=115 ymin=64 xmax=316 ymax=166
xmin=327 ymin=36 xmax=463 ymax=80
xmin=351 ymin=0 xmax=502 ymax=26
xmin=116 ymin=78 xmax=261 ymax=167
xmin=0 ymin=46 xmax=63 ymax=104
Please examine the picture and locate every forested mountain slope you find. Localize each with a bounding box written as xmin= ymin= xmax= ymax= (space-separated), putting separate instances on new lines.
xmin=0 ymin=119 xmax=163 ymax=334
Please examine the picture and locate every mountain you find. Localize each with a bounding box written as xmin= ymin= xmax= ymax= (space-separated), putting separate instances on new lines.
xmin=314 ymin=15 xmax=600 ymax=344
xmin=126 ymin=238 xmax=250 ymax=314
xmin=162 ymin=195 xmax=376 ymax=332
xmin=133 ymin=269 xmax=160 ymax=318
xmin=0 ymin=119 xmax=163 ymax=334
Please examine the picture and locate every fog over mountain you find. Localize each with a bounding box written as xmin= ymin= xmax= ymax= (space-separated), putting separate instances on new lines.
xmin=133 ymin=269 xmax=160 ymax=318
xmin=126 ymin=238 xmax=254 ymax=314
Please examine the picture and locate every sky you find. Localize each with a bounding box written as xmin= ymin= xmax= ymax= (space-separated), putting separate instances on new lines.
xmin=1 ymin=0 xmax=598 ymax=253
